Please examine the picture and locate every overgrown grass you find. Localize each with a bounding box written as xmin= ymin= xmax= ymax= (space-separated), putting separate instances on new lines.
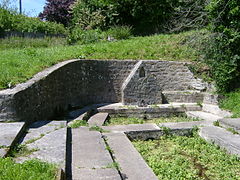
xmin=133 ymin=133 xmax=240 ymax=180
xmin=106 ymin=116 xmax=198 ymax=126
xmin=220 ymin=89 xmax=240 ymax=118
xmin=0 ymin=30 xmax=198 ymax=89
xmin=0 ymin=158 xmax=57 ymax=180
xmin=0 ymin=37 xmax=67 ymax=49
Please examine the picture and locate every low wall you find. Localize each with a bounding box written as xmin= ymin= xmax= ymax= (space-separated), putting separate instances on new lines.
xmin=0 ymin=59 xmax=206 ymax=122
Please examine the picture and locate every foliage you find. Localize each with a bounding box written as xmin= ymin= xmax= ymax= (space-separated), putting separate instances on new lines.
xmin=67 ymin=28 xmax=103 ymax=44
xmin=133 ymin=133 xmax=240 ymax=179
xmin=71 ymin=0 xmax=178 ymax=34
xmin=166 ymin=0 xmax=208 ymax=33
xmin=0 ymin=158 xmax=57 ymax=180
xmin=68 ymin=120 xmax=88 ymax=128
xmin=39 ymin=0 xmax=75 ymax=26
xmin=202 ymin=0 xmax=240 ymax=92
xmin=0 ymin=8 xmax=67 ymax=35
xmin=0 ymin=30 xmax=198 ymax=89
xmin=220 ymin=89 xmax=240 ymax=118
xmin=105 ymin=26 xmax=132 ymax=40
xmin=106 ymin=115 xmax=198 ymax=126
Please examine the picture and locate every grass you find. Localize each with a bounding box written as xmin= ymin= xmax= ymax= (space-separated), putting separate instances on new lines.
xmin=0 ymin=30 xmax=198 ymax=89
xmin=8 ymin=144 xmax=38 ymax=158
xmin=0 ymin=158 xmax=58 ymax=180
xmin=106 ymin=116 xmax=199 ymax=126
xmin=220 ymin=89 xmax=240 ymax=118
xmin=133 ymin=133 xmax=240 ymax=180
xmin=68 ymin=120 xmax=88 ymax=128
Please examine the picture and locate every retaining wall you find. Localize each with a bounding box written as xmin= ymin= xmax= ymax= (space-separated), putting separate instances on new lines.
xmin=0 ymin=59 xmax=206 ymax=122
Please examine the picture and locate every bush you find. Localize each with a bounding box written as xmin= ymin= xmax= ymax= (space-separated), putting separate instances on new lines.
xmin=71 ymin=0 xmax=178 ymax=34
xmin=67 ymin=27 xmax=103 ymax=44
xmin=0 ymin=8 xmax=67 ymax=35
xmin=105 ymin=26 xmax=132 ymax=40
xmin=203 ymin=0 xmax=240 ymax=92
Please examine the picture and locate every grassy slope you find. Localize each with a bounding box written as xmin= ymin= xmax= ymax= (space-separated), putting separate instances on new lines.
xmin=0 ymin=31 xmax=197 ymax=89
xmin=133 ymin=133 xmax=240 ymax=180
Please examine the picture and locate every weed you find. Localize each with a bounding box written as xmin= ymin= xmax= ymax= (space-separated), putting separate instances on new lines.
xmin=68 ymin=120 xmax=88 ymax=128
xmin=104 ymin=162 xmax=120 ymax=170
xmin=213 ymin=121 xmax=220 ymax=127
xmin=133 ymin=133 xmax=240 ymax=179
xmin=0 ymin=158 xmax=58 ymax=180
xmin=8 ymin=144 xmax=38 ymax=158
xmin=226 ymin=128 xmax=239 ymax=135
xmin=89 ymin=126 xmax=109 ymax=133
xmin=160 ymin=126 xmax=171 ymax=136
xmin=197 ymin=101 xmax=203 ymax=108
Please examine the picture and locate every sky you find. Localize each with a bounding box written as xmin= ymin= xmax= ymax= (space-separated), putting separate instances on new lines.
xmin=14 ymin=0 xmax=46 ymax=17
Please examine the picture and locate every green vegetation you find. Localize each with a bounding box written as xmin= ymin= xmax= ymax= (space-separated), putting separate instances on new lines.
xmin=89 ymin=126 xmax=109 ymax=133
xmin=8 ymin=144 xmax=38 ymax=158
xmin=220 ymin=90 xmax=240 ymax=118
xmin=68 ymin=120 xmax=88 ymax=128
xmin=106 ymin=116 xmax=199 ymax=126
xmin=0 ymin=158 xmax=57 ymax=180
xmin=133 ymin=133 xmax=240 ymax=180
xmin=0 ymin=37 xmax=67 ymax=49
xmin=226 ymin=128 xmax=239 ymax=135
xmin=0 ymin=30 xmax=197 ymax=89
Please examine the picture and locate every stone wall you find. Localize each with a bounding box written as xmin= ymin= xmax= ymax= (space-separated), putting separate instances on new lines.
xmin=122 ymin=60 xmax=206 ymax=105
xmin=0 ymin=59 xmax=206 ymax=122
xmin=0 ymin=60 xmax=136 ymax=122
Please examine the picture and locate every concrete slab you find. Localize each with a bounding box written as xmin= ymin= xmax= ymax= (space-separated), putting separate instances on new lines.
xmin=0 ymin=122 xmax=25 ymax=157
xmin=199 ymin=126 xmax=240 ymax=156
xmin=186 ymin=111 xmax=222 ymax=122
xmin=104 ymin=133 xmax=158 ymax=180
xmin=102 ymin=123 xmax=160 ymax=133
xmin=16 ymin=121 xmax=67 ymax=167
xmin=88 ymin=113 xmax=109 ymax=127
xmin=219 ymin=118 xmax=240 ymax=133
xmin=160 ymin=120 xmax=210 ymax=130
xmin=72 ymin=127 xmax=121 ymax=180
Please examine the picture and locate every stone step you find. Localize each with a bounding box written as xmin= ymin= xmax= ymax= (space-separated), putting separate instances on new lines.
xmin=104 ymin=132 xmax=158 ymax=180
xmin=88 ymin=113 xmax=109 ymax=127
xmin=16 ymin=121 xmax=67 ymax=169
xmin=199 ymin=126 xmax=240 ymax=157
xmin=186 ymin=111 xmax=222 ymax=122
xmin=98 ymin=103 xmax=202 ymax=119
xmin=202 ymin=104 xmax=232 ymax=117
xmin=0 ymin=122 xmax=26 ymax=157
xmin=72 ymin=127 xmax=121 ymax=180
xmin=219 ymin=118 xmax=240 ymax=133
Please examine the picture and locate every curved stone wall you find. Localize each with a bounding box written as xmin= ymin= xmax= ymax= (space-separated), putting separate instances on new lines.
xmin=0 ymin=59 xmax=206 ymax=122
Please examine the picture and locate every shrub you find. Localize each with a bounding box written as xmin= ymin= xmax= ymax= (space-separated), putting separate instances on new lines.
xmin=204 ymin=0 xmax=240 ymax=92
xmin=0 ymin=8 xmax=67 ymax=35
xmin=105 ymin=26 xmax=132 ymax=40
xmin=67 ymin=27 xmax=103 ymax=44
xmin=71 ymin=0 xmax=178 ymax=34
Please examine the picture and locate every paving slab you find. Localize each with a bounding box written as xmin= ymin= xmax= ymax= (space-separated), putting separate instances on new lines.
xmin=104 ymin=132 xmax=158 ymax=180
xmin=186 ymin=111 xmax=222 ymax=122
xmin=72 ymin=127 xmax=121 ymax=180
xmin=199 ymin=126 xmax=240 ymax=156
xmin=0 ymin=122 xmax=25 ymax=157
xmin=160 ymin=120 xmax=210 ymax=130
xmin=202 ymin=104 xmax=232 ymax=117
xmin=219 ymin=118 xmax=240 ymax=133
xmin=88 ymin=113 xmax=109 ymax=127
xmin=102 ymin=123 xmax=160 ymax=133
xmin=16 ymin=121 xmax=67 ymax=167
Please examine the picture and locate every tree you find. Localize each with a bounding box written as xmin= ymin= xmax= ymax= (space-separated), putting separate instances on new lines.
xmin=39 ymin=0 xmax=75 ymax=26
